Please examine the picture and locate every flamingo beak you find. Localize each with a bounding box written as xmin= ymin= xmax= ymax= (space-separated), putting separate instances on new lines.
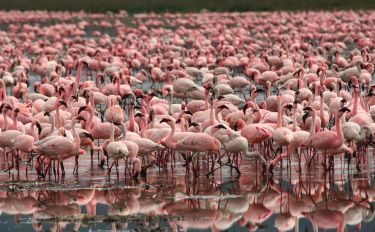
xmin=160 ymin=118 xmax=171 ymax=124
xmin=59 ymin=100 xmax=67 ymax=108
xmin=302 ymin=111 xmax=309 ymax=124
xmin=214 ymin=124 xmax=227 ymax=129
xmin=78 ymin=106 xmax=87 ymax=114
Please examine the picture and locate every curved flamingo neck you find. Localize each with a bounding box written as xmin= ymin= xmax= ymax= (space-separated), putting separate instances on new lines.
xmin=167 ymin=122 xmax=176 ymax=140
xmin=237 ymin=119 xmax=246 ymax=130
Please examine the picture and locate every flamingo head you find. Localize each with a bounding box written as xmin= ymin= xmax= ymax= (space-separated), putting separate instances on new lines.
xmin=0 ymin=103 xmax=12 ymax=113
xmin=134 ymin=112 xmax=145 ymax=118
xmin=160 ymin=118 xmax=173 ymax=125
xmin=302 ymin=106 xmax=313 ymax=124
xmin=338 ymin=107 xmax=350 ymax=117
xmin=57 ymin=100 xmax=67 ymax=108
xmin=217 ymin=104 xmax=229 ymax=112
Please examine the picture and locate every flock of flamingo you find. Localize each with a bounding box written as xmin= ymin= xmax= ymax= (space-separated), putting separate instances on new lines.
xmin=0 ymin=8 xmax=374 ymax=232
xmin=0 ymin=10 xmax=374 ymax=180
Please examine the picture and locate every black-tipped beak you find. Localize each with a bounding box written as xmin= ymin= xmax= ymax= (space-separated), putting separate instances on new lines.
xmin=76 ymin=116 xmax=86 ymax=122
xmin=44 ymin=111 xmax=50 ymax=116
xmin=160 ymin=118 xmax=170 ymax=124
xmin=339 ymin=107 xmax=351 ymax=113
xmin=303 ymin=106 xmax=312 ymax=111
xmin=35 ymin=122 xmax=42 ymax=135
xmin=302 ymin=111 xmax=309 ymax=124
xmin=78 ymin=106 xmax=87 ymax=114
xmin=84 ymin=132 xmax=94 ymax=141
xmin=59 ymin=100 xmax=68 ymax=108
xmin=134 ymin=112 xmax=145 ymax=118
xmin=241 ymin=104 xmax=248 ymax=114
xmin=175 ymin=118 xmax=181 ymax=124
xmin=14 ymin=108 xmax=20 ymax=113
xmin=189 ymin=122 xmax=199 ymax=127
xmin=284 ymin=104 xmax=293 ymax=111
xmin=183 ymin=110 xmax=193 ymax=115
xmin=218 ymin=105 xmax=229 ymax=110
xmin=214 ymin=124 xmax=227 ymax=129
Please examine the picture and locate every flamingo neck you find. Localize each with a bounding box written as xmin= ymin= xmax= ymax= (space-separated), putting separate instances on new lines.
xmin=89 ymin=94 xmax=95 ymax=110
xmin=12 ymin=113 xmax=18 ymax=130
xmin=292 ymin=107 xmax=297 ymax=132
xmin=353 ymin=89 xmax=359 ymax=116
xmin=109 ymin=123 xmax=115 ymax=142
xmin=335 ymin=113 xmax=344 ymax=144
xmin=116 ymin=78 xmax=121 ymax=95
xmin=128 ymin=107 xmax=135 ymax=132
xmin=2 ymin=87 xmax=7 ymax=99
xmin=204 ymin=92 xmax=209 ymax=110
xmin=168 ymin=94 xmax=173 ymax=116
xmin=277 ymin=98 xmax=282 ymax=128
xmin=76 ymin=62 xmax=83 ymax=86
xmin=209 ymin=101 xmax=214 ymax=126
xmin=310 ymin=109 xmax=317 ymax=135
xmin=247 ymin=110 xmax=254 ymax=124
xmin=237 ymin=119 xmax=246 ymax=130
xmin=140 ymin=119 xmax=147 ymax=138
xmin=86 ymin=108 xmax=94 ymax=130
xmin=31 ymin=123 xmax=38 ymax=141
xmin=167 ymin=122 xmax=176 ymax=140
xmin=71 ymin=120 xmax=80 ymax=146
xmin=364 ymin=96 xmax=370 ymax=113
xmin=55 ymin=107 xmax=62 ymax=129
xmin=2 ymin=111 xmax=8 ymax=130
xmin=49 ymin=114 xmax=55 ymax=135
xmin=319 ymin=96 xmax=327 ymax=128
xmin=120 ymin=122 xmax=127 ymax=140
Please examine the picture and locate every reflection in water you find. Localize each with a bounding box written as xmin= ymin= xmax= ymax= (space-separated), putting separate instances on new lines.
xmin=1 ymin=155 xmax=375 ymax=232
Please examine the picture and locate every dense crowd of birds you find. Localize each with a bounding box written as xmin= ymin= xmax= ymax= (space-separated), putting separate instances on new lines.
xmin=0 ymin=10 xmax=374 ymax=182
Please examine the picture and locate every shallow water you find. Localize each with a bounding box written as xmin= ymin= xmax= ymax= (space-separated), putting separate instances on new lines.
xmin=0 ymin=149 xmax=375 ymax=231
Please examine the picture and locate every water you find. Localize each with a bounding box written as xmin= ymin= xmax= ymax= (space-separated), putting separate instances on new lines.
xmin=0 ymin=150 xmax=374 ymax=231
